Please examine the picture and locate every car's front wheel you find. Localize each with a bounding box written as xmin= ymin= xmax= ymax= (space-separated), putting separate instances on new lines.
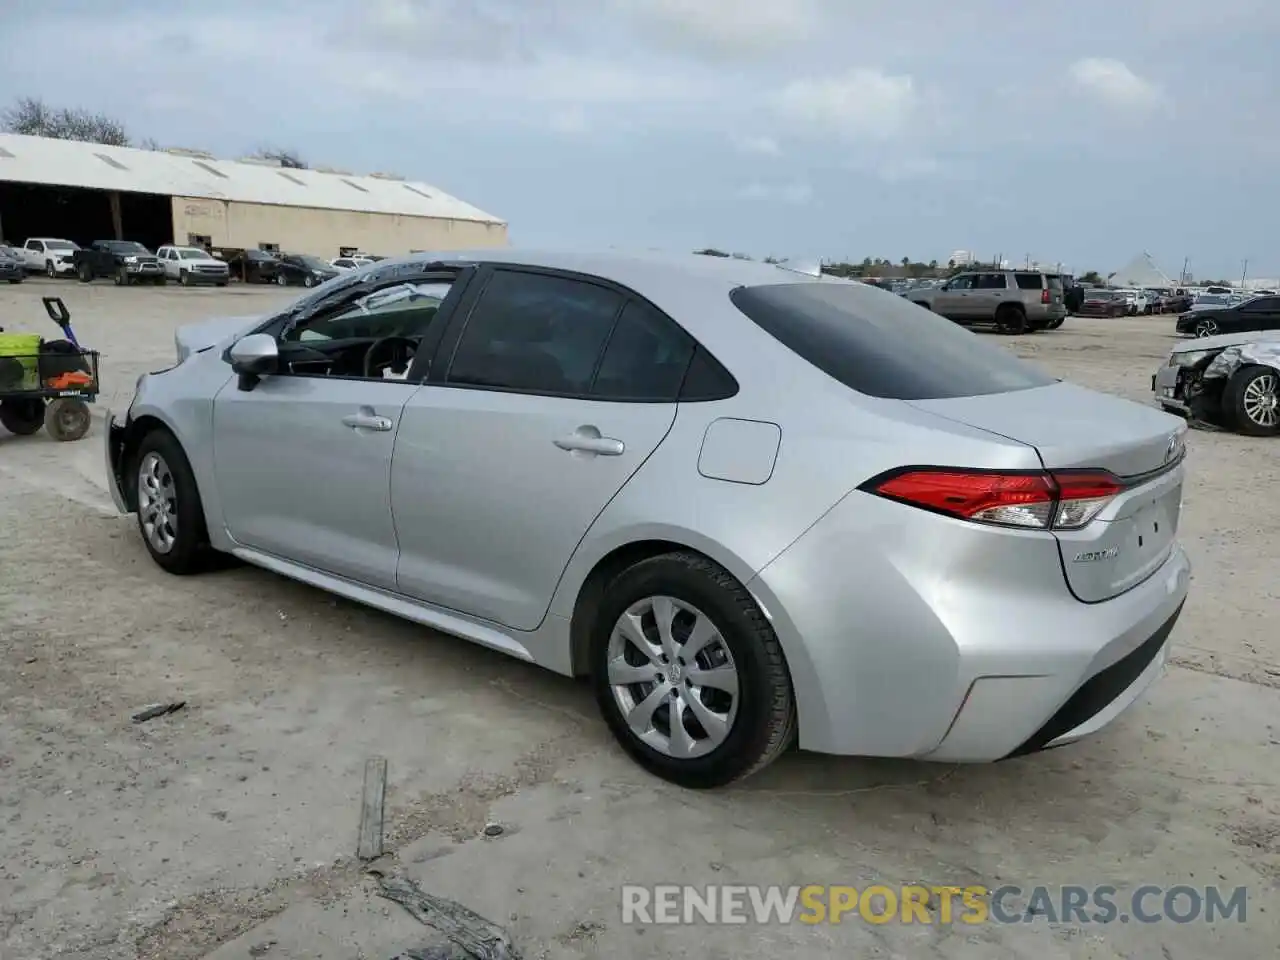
xmin=45 ymin=260 xmax=57 ymax=278
xmin=133 ymin=429 xmax=214 ymax=574
xmin=276 ymin=273 xmax=287 ymax=286
xmin=1195 ymin=319 xmax=1219 ymax=337
xmin=591 ymin=552 xmax=796 ymax=788
xmin=1226 ymin=365 xmax=1280 ymax=436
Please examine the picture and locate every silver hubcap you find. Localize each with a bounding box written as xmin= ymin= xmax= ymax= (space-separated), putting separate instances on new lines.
xmin=138 ymin=452 xmax=178 ymax=553
xmin=1243 ymin=373 xmax=1278 ymax=427
xmin=1196 ymin=320 xmax=1217 ymax=337
xmin=606 ymin=596 xmax=740 ymax=759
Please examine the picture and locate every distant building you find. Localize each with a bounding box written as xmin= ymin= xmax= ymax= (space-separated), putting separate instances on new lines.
xmin=949 ymin=249 xmax=977 ymax=266
xmin=0 ymin=133 xmax=507 ymax=258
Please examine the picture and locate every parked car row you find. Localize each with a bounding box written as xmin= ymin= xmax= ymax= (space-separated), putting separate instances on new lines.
xmin=2 ymin=237 xmax=394 ymax=289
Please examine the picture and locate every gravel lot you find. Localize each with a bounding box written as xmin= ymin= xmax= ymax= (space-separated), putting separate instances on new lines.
xmin=2 ymin=277 xmax=1277 ymax=960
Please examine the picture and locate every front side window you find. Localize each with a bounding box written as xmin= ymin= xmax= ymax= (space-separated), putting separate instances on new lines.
xmin=1242 ymin=296 xmax=1279 ymax=313
xmin=283 ymin=281 xmax=453 ymax=343
xmin=947 ymin=275 xmax=975 ymax=291
xmin=976 ymin=273 xmax=1008 ymax=290
xmin=446 ymin=270 xmax=623 ymax=395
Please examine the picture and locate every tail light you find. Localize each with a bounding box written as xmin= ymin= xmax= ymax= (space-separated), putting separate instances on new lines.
xmin=1041 ymin=289 xmax=1051 ymax=304
xmin=863 ymin=468 xmax=1125 ymax=530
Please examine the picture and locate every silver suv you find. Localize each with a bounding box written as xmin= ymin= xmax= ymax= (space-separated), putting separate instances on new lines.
xmin=906 ymin=270 xmax=1067 ymax=333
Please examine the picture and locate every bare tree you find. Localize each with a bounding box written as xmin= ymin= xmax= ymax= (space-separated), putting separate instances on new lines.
xmin=250 ymin=145 xmax=308 ymax=169
xmin=2 ymin=96 xmax=131 ymax=146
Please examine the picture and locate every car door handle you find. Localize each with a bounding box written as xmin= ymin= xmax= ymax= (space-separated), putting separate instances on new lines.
xmin=341 ymin=412 xmax=393 ymax=432
xmin=554 ymin=432 xmax=625 ymax=456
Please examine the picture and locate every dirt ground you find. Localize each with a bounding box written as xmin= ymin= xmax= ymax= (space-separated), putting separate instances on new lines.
xmin=1 ymin=277 xmax=1277 ymax=960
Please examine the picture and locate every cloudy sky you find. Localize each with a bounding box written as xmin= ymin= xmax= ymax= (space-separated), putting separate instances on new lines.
xmin=3 ymin=0 xmax=1277 ymax=279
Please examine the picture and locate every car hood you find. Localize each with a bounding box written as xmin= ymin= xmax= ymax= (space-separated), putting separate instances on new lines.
xmin=1170 ymin=329 xmax=1280 ymax=354
xmin=175 ymin=314 xmax=263 ymax=362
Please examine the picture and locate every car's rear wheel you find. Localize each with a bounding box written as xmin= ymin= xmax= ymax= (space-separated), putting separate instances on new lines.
xmin=133 ymin=429 xmax=214 ymax=574
xmin=1195 ymin=319 xmax=1219 ymax=337
xmin=1225 ymin=365 xmax=1280 ymax=436
xmin=591 ymin=552 xmax=796 ymax=788
xmin=994 ymin=304 xmax=1027 ymax=335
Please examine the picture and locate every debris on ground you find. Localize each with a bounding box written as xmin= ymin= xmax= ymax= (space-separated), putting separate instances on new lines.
xmin=372 ymin=871 xmax=522 ymax=960
xmin=482 ymin=823 xmax=504 ymax=838
xmin=131 ymin=701 xmax=186 ymax=723
xmin=388 ymin=947 xmax=472 ymax=960
xmin=358 ymin=757 xmax=388 ymax=861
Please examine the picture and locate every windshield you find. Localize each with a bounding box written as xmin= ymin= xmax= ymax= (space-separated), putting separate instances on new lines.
xmin=731 ymin=281 xmax=1055 ymax=400
xmin=105 ymin=241 xmax=148 ymax=253
xmin=178 ymin=248 xmax=208 ymax=259
xmin=46 ymin=240 xmax=78 ymax=251
xmin=296 ymin=255 xmax=330 ymax=270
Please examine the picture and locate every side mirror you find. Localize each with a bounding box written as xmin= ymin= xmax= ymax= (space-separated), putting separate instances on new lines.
xmin=229 ymin=333 xmax=278 ymax=388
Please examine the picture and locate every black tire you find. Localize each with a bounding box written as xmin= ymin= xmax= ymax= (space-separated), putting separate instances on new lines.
xmin=45 ymin=260 xmax=56 ymax=279
xmin=590 ymin=551 xmax=797 ymax=788
xmin=994 ymin=304 xmax=1028 ymax=335
xmin=132 ymin=428 xmax=215 ymax=575
xmin=1046 ymin=315 xmax=1065 ymax=330
xmin=276 ymin=273 xmax=288 ymax=286
xmin=78 ymin=264 xmax=93 ymax=283
xmin=303 ymin=275 xmax=315 ymax=288
xmin=43 ymin=397 xmax=90 ymax=442
xmin=179 ymin=270 xmax=190 ymax=286
xmin=1224 ymin=365 xmax=1280 ymax=437
xmin=7 ymin=278 xmax=22 ymax=284
xmin=114 ymin=268 xmax=126 ymax=286
xmin=216 ymin=280 xmax=228 ymax=287
xmin=0 ymin=399 xmax=45 ymax=436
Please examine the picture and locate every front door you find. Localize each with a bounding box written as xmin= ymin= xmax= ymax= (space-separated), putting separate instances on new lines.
xmin=391 ymin=267 xmax=689 ymax=631
xmin=934 ymin=274 xmax=975 ymax=318
xmin=211 ymin=272 xmax=464 ymax=588
xmin=213 ymin=376 xmax=416 ymax=587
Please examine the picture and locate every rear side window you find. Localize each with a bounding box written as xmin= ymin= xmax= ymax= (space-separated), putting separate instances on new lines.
xmin=1014 ymin=273 xmax=1043 ymax=290
xmin=592 ymin=299 xmax=695 ymax=401
xmin=447 ymin=270 xmax=623 ymax=395
xmin=730 ymin=282 xmax=1056 ymax=400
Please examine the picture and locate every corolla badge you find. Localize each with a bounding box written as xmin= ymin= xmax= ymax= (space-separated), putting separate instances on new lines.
xmin=1074 ymin=546 xmax=1120 ymax=563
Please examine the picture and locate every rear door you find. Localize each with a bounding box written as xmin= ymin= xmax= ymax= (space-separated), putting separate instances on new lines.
xmin=934 ymin=274 xmax=975 ymax=318
xmin=1234 ymin=296 xmax=1280 ymax=331
xmin=909 ymin=383 xmax=1186 ymax=602
xmin=23 ymin=240 xmax=43 ymax=270
xmin=390 ymin=266 xmax=685 ymax=631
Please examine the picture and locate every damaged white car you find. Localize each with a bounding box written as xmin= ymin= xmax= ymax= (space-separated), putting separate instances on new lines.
xmin=1152 ymin=331 xmax=1280 ymax=435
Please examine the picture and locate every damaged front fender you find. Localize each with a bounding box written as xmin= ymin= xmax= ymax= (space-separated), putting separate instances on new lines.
xmin=1204 ymin=341 xmax=1280 ymax=380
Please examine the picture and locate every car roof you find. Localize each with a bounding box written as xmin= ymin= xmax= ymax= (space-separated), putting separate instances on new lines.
xmin=382 ymin=248 xmax=855 ymax=293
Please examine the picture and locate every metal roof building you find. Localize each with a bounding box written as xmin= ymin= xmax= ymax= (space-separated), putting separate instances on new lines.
xmin=0 ymin=133 xmax=508 ymax=259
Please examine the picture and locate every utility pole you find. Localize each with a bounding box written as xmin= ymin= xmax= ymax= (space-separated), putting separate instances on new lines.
xmin=1180 ymin=257 xmax=1189 ymax=286
xmin=1241 ymin=259 xmax=1249 ymax=290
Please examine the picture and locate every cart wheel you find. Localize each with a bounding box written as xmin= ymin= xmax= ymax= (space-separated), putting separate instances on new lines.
xmin=0 ymin=398 xmax=46 ymax=436
xmin=44 ymin=398 xmax=91 ymax=442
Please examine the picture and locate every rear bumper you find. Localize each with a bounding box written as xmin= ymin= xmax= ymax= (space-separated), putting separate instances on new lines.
xmin=748 ymin=491 xmax=1192 ymax=761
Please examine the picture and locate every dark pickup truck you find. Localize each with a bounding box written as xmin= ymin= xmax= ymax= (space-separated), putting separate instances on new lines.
xmin=73 ymin=240 xmax=166 ymax=285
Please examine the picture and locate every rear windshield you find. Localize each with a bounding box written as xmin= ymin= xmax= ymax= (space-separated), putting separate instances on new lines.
xmin=730 ymin=281 xmax=1056 ymax=400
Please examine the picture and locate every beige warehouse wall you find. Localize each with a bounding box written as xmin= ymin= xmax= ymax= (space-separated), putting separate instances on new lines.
xmin=170 ymin=197 xmax=508 ymax=257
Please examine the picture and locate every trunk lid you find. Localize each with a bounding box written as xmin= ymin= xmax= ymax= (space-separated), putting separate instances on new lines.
xmin=909 ymin=382 xmax=1187 ymax=602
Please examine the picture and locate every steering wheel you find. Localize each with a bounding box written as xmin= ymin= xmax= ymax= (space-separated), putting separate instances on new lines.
xmin=362 ymin=336 xmax=418 ymax=378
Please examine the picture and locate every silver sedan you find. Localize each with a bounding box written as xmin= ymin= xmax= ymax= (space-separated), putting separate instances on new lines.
xmin=105 ymin=250 xmax=1191 ymax=787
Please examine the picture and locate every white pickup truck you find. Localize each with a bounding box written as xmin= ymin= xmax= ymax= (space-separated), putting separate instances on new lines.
xmin=156 ymin=245 xmax=231 ymax=286
xmin=19 ymin=238 xmax=80 ymax=277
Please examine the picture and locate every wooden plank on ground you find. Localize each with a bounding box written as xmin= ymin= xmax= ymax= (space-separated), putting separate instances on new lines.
xmin=357 ymin=757 xmax=387 ymax=861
